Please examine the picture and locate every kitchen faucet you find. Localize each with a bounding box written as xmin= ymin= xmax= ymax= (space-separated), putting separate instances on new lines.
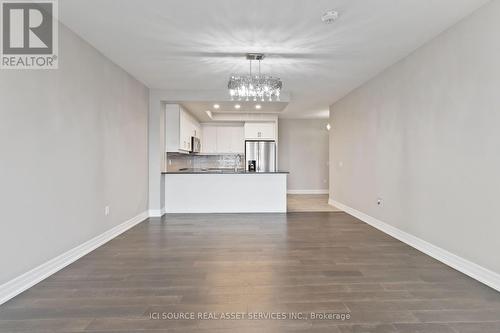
xmin=234 ymin=154 xmax=242 ymax=172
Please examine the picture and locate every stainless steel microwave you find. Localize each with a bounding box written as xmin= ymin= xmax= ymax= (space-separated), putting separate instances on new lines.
xmin=190 ymin=136 xmax=200 ymax=154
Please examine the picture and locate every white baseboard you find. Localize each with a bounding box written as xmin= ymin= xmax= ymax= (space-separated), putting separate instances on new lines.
xmin=288 ymin=189 xmax=329 ymax=195
xmin=149 ymin=207 xmax=166 ymax=217
xmin=0 ymin=211 xmax=149 ymax=305
xmin=329 ymin=199 xmax=500 ymax=292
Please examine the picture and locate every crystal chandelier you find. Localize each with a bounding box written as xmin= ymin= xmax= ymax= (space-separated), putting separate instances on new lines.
xmin=228 ymin=53 xmax=282 ymax=102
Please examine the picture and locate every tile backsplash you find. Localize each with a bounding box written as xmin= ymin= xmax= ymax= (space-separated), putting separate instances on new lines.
xmin=166 ymin=153 xmax=244 ymax=171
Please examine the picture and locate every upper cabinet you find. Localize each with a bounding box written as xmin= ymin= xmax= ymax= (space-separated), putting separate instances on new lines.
xmin=201 ymin=124 xmax=244 ymax=154
xmin=200 ymin=122 xmax=275 ymax=154
xmin=201 ymin=125 xmax=217 ymax=154
xmin=244 ymin=122 xmax=276 ymax=140
xmin=166 ymin=104 xmax=201 ymax=152
xmin=217 ymin=126 xmax=244 ymax=153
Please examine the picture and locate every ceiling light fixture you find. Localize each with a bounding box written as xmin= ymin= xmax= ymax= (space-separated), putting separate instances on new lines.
xmin=228 ymin=53 xmax=282 ymax=102
xmin=326 ymin=123 xmax=331 ymax=131
xmin=234 ymin=104 xmax=241 ymax=109
xmin=255 ymin=104 xmax=262 ymax=110
xmin=213 ymin=104 xmax=220 ymax=109
xmin=321 ymin=10 xmax=339 ymax=24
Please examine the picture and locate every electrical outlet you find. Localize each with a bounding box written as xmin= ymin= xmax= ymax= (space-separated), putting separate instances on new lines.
xmin=377 ymin=198 xmax=383 ymax=207
xmin=105 ymin=206 xmax=110 ymax=216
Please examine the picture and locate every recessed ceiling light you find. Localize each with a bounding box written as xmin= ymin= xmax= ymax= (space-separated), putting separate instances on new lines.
xmin=326 ymin=123 xmax=331 ymax=131
xmin=255 ymin=104 xmax=262 ymax=110
xmin=321 ymin=10 xmax=339 ymax=24
xmin=234 ymin=104 xmax=241 ymax=109
xmin=213 ymin=104 xmax=220 ymax=109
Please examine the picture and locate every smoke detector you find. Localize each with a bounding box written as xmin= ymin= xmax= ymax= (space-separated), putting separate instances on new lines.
xmin=246 ymin=53 xmax=265 ymax=61
xmin=321 ymin=10 xmax=339 ymax=24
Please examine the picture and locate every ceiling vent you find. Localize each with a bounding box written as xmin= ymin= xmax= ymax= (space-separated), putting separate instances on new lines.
xmin=321 ymin=10 xmax=339 ymax=24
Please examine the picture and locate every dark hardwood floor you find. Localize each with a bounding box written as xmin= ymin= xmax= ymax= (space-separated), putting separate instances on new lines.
xmin=1 ymin=212 xmax=500 ymax=332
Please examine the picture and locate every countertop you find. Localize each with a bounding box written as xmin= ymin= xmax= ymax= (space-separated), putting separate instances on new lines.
xmin=162 ymin=168 xmax=289 ymax=174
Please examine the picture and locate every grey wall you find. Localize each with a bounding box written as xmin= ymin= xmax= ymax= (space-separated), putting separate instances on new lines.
xmin=330 ymin=0 xmax=500 ymax=274
xmin=148 ymin=95 xmax=164 ymax=215
xmin=279 ymin=119 xmax=329 ymax=192
xmin=0 ymin=23 xmax=149 ymax=285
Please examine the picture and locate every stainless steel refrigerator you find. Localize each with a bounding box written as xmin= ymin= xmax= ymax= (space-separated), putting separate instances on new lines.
xmin=245 ymin=141 xmax=276 ymax=172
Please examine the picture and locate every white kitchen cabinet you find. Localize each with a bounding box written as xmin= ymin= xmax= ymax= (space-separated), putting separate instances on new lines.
xmin=201 ymin=124 xmax=244 ymax=154
xmin=216 ymin=126 xmax=232 ymax=153
xmin=166 ymin=104 xmax=201 ymax=152
xmin=179 ymin=110 xmax=190 ymax=151
xmin=201 ymin=126 xmax=217 ymax=153
xmin=229 ymin=126 xmax=244 ymax=153
xmin=244 ymin=122 xmax=275 ymax=140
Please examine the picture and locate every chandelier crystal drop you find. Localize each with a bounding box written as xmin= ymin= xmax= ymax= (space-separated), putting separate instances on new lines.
xmin=228 ymin=54 xmax=282 ymax=102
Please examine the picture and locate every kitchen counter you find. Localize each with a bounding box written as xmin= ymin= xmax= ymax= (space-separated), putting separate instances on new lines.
xmin=164 ymin=171 xmax=287 ymax=213
xmin=163 ymin=169 xmax=289 ymax=174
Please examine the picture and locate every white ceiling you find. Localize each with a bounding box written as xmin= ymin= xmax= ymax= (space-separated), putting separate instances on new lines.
xmin=181 ymin=101 xmax=290 ymax=122
xmin=59 ymin=0 xmax=489 ymax=119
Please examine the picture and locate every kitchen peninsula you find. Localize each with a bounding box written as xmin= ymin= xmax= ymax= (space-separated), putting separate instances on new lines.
xmin=163 ymin=170 xmax=288 ymax=213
